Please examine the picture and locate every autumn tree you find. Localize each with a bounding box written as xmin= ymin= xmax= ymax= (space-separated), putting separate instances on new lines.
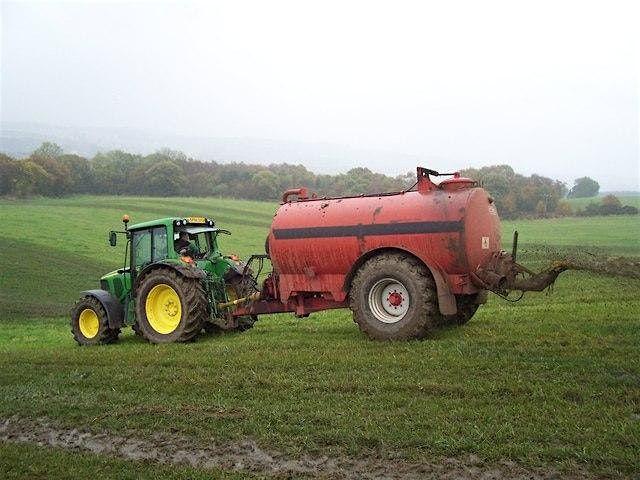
xmin=0 ymin=154 xmax=20 ymax=195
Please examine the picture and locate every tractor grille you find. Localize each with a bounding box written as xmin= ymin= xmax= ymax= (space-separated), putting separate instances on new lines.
xmin=100 ymin=280 xmax=108 ymax=291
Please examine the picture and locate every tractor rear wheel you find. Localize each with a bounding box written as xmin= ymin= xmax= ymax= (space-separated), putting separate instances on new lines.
xmin=226 ymin=275 xmax=258 ymax=332
xmin=349 ymin=253 xmax=438 ymax=340
xmin=444 ymin=294 xmax=480 ymax=326
xmin=135 ymin=269 xmax=207 ymax=343
xmin=71 ymin=296 xmax=120 ymax=346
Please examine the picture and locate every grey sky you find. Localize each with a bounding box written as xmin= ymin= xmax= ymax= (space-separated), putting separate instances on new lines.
xmin=1 ymin=0 xmax=638 ymax=190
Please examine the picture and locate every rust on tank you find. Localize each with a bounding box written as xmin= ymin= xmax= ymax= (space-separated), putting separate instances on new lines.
xmin=446 ymin=236 xmax=467 ymax=270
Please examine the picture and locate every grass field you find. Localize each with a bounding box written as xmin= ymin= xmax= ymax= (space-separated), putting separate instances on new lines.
xmin=1 ymin=196 xmax=639 ymax=478
xmin=565 ymin=194 xmax=640 ymax=210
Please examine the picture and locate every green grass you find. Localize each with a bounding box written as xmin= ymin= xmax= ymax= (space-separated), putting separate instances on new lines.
xmin=1 ymin=195 xmax=639 ymax=477
xmin=503 ymin=215 xmax=639 ymax=252
xmin=565 ymin=195 xmax=640 ymax=210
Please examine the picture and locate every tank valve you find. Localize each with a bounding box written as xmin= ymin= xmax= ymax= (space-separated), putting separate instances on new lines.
xmin=472 ymin=250 xmax=569 ymax=297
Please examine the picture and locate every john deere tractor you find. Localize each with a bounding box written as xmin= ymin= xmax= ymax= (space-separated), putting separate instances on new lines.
xmin=71 ymin=215 xmax=258 ymax=345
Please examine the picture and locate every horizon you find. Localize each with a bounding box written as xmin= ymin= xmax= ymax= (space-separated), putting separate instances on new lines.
xmin=2 ymin=1 xmax=638 ymax=191
xmin=2 ymin=120 xmax=638 ymax=194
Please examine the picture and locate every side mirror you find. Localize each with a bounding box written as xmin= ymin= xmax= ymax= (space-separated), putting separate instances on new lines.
xmin=109 ymin=231 xmax=117 ymax=247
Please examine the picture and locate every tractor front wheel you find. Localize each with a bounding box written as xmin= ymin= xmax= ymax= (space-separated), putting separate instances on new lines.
xmin=71 ymin=296 xmax=120 ymax=346
xmin=135 ymin=269 xmax=207 ymax=343
xmin=349 ymin=253 xmax=438 ymax=340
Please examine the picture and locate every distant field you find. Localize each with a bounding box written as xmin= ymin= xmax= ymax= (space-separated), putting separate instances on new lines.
xmin=565 ymin=194 xmax=640 ymax=210
xmin=1 ymin=195 xmax=639 ymax=478
xmin=503 ymin=215 xmax=640 ymax=256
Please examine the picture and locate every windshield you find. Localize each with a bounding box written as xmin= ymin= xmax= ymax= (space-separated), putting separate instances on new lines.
xmin=174 ymin=228 xmax=227 ymax=258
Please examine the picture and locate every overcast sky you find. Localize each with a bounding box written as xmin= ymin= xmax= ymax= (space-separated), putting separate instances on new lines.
xmin=1 ymin=0 xmax=638 ymax=190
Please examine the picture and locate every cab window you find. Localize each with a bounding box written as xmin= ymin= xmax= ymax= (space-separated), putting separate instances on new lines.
xmin=132 ymin=227 xmax=168 ymax=267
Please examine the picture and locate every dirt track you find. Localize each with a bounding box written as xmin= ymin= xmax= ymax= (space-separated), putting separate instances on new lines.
xmin=1 ymin=416 xmax=598 ymax=479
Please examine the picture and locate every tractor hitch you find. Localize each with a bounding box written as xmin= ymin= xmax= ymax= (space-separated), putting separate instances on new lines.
xmin=217 ymin=291 xmax=262 ymax=310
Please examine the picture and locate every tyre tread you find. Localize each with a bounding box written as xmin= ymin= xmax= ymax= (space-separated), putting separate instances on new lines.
xmin=349 ymin=252 xmax=438 ymax=340
xmin=70 ymin=296 xmax=120 ymax=346
xmin=135 ymin=268 xmax=207 ymax=343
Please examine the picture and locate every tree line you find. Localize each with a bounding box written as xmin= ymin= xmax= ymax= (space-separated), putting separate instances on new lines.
xmin=1 ymin=142 xmax=635 ymax=218
xmin=0 ymin=143 xmax=411 ymax=200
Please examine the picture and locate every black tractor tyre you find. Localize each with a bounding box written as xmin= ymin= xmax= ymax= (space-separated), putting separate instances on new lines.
xmin=349 ymin=253 xmax=439 ymax=340
xmin=236 ymin=315 xmax=258 ymax=331
xmin=71 ymin=296 xmax=120 ymax=346
xmin=202 ymin=316 xmax=257 ymax=335
xmin=225 ymin=275 xmax=259 ymax=332
xmin=132 ymin=322 xmax=143 ymax=337
xmin=444 ymin=294 xmax=480 ymax=326
xmin=202 ymin=322 xmax=223 ymax=334
xmin=135 ymin=268 xmax=207 ymax=343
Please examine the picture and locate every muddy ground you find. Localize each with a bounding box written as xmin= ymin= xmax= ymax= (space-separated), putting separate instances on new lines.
xmin=1 ymin=416 xmax=599 ymax=479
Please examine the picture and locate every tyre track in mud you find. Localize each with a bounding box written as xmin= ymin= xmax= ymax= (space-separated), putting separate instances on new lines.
xmin=0 ymin=416 xmax=598 ymax=479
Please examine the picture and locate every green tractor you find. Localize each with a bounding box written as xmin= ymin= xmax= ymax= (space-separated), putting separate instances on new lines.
xmin=70 ymin=215 xmax=258 ymax=345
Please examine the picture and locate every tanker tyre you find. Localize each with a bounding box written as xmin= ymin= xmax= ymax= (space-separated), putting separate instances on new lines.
xmin=350 ymin=253 xmax=438 ymax=340
xmin=135 ymin=269 xmax=207 ymax=344
xmin=71 ymin=296 xmax=120 ymax=346
xmin=445 ymin=294 xmax=480 ymax=326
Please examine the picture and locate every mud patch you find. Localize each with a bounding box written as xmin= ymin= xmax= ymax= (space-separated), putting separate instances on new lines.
xmin=1 ymin=416 xmax=596 ymax=479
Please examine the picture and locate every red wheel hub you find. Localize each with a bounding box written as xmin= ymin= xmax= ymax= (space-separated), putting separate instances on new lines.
xmin=387 ymin=291 xmax=403 ymax=307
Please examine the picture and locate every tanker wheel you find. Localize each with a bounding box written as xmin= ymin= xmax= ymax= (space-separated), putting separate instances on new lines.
xmin=71 ymin=296 xmax=120 ymax=346
xmin=444 ymin=294 xmax=480 ymax=326
xmin=349 ymin=253 xmax=438 ymax=340
xmin=135 ymin=269 xmax=207 ymax=343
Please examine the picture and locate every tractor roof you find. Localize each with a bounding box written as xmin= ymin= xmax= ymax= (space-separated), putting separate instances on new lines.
xmin=127 ymin=216 xmax=216 ymax=231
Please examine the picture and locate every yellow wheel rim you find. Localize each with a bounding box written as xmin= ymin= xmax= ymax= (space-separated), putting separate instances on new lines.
xmin=146 ymin=284 xmax=182 ymax=334
xmin=79 ymin=308 xmax=99 ymax=338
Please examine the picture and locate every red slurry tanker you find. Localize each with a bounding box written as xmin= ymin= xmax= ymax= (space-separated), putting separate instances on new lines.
xmin=72 ymin=167 xmax=568 ymax=345
xmin=233 ymin=167 xmax=566 ymax=340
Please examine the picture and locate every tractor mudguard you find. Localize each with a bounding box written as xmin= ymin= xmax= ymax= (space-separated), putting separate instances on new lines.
xmin=136 ymin=261 xmax=207 ymax=287
xmin=81 ymin=289 xmax=125 ymax=330
xmin=223 ymin=261 xmax=249 ymax=280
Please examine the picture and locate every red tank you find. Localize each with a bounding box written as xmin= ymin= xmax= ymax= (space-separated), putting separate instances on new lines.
xmin=266 ymin=168 xmax=501 ymax=317
xmin=234 ymin=166 xmax=568 ymax=340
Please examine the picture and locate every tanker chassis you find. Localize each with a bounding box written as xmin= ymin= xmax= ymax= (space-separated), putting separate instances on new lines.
xmin=72 ymin=167 xmax=568 ymax=344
